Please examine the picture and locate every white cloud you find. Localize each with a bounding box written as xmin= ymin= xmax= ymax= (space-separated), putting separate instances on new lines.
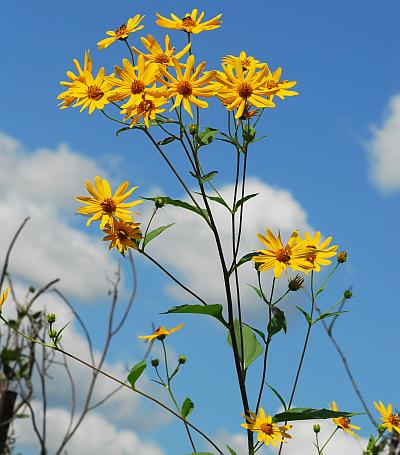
xmin=0 ymin=131 xmax=118 ymax=300
xmin=145 ymin=178 xmax=312 ymax=316
xmin=367 ymin=94 xmax=400 ymax=192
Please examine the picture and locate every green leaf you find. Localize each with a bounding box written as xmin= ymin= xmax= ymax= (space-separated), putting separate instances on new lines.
xmin=194 ymin=192 xmax=231 ymax=211
xmin=247 ymin=284 xmax=264 ymax=301
xmin=230 ymin=252 xmax=259 ymax=274
xmin=273 ymin=407 xmax=361 ymax=423
xmin=233 ymin=193 xmax=258 ymax=212
xmin=367 ymin=434 xmax=376 ymax=451
xmin=1 ymin=348 xmax=21 ymax=362
xmin=162 ymin=304 xmax=227 ymax=325
xmin=312 ymin=311 xmax=348 ymax=325
xmin=266 ymin=383 xmax=287 ymax=411
xmin=242 ymin=322 xmax=267 ymax=343
xmin=268 ymin=307 xmax=287 ymax=337
xmin=142 ymin=223 xmax=174 ymax=248
xmin=116 ymin=127 xmax=131 ymax=137
xmin=127 ymin=360 xmax=147 ymax=389
xmin=142 ymin=196 xmax=208 ymax=220
xmin=315 ymin=287 xmax=325 ymax=297
xmin=197 ymin=127 xmax=219 ymax=147
xmin=295 ymin=306 xmax=312 ymax=324
xmin=227 ymin=320 xmax=263 ymax=369
xmin=242 ymin=124 xmax=256 ymax=143
xmin=181 ymin=397 xmax=194 ymax=418
xmin=227 ymin=446 xmax=239 ymax=455
xmin=157 ymin=136 xmax=176 ymax=146
xmin=190 ymin=170 xmax=218 ymax=184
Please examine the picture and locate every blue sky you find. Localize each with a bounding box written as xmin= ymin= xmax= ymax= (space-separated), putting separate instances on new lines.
xmin=1 ymin=0 xmax=399 ymax=454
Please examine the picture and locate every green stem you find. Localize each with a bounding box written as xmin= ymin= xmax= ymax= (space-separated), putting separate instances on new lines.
xmin=318 ymin=427 xmax=338 ymax=454
xmin=141 ymin=207 xmax=158 ymax=252
xmin=124 ymin=39 xmax=135 ymax=65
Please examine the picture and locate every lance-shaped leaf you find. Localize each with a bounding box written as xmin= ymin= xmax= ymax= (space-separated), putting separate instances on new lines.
xmin=162 ymin=304 xmax=227 ymax=326
xmin=127 ymin=360 xmax=147 ymax=389
xmin=233 ymin=193 xmax=258 ymax=212
xmin=268 ymin=307 xmax=287 ymax=337
xmin=142 ymin=223 xmax=175 ymax=248
xmin=227 ymin=446 xmax=239 ymax=455
xmin=227 ymin=320 xmax=263 ymax=369
xmin=157 ymin=136 xmax=176 ymax=146
xmin=273 ymin=407 xmax=361 ymax=423
xmin=142 ymin=196 xmax=208 ymax=220
xmin=190 ymin=170 xmax=218 ymax=184
xmin=181 ymin=397 xmax=194 ymax=418
xmin=194 ymin=191 xmax=231 ymax=211
xmin=230 ymin=252 xmax=259 ymax=274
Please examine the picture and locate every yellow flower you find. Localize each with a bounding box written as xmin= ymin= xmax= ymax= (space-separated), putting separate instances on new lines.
xmin=241 ymin=408 xmax=292 ymax=447
xmin=102 ymin=219 xmax=142 ymax=255
xmin=132 ymin=34 xmax=191 ymax=67
xmin=213 ymin=57 xmax=275 ymax=119
xmin=138 ymin=324 xmax=184 ymax=341
xmin=0 ymin=287 xmax=9 ymax=310
xmin=157 ymin=55 xmax=215 ymax=117
xmin=265 ymin=67 xmax=298 ymax=102
xmin=156 ymin=9 xmax=222 ymax=34
xmin=302 ymin=232 xmax=338 ymax=272
xmin=58 ymin=50 xmax=92 ymax=109
xmin=374 ymin=401 xmax=400 ymax=434
xmin=222 ymin=51 xmax=264 ymax=72
xmin=59 ymin=68 xmax=114 ymax=114
xmin=121 ymin=93 xmax=168 ymax=128
xmin=253 ymin=229 xmax=312 ymax=278
xmin=76 ymin=176 xmax=142 ymax=229
xmin=330 ymin=401 xmax=361 ymax=438
xmin=106 ymin=55 xmax=157 ymax=107
xmin=97 ymin=14 xmax=145 ymax=49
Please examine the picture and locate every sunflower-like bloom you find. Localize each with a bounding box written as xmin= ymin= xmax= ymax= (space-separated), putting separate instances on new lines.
xmin=132 ymin=34 xmax=191 ymax=67
xmin=58 ymin=50 xmax=92 ymax=109
xmin=106 ymin=55 xmax=158 ymax=107
xmin=97 ymin=14 xmax=145 ymax=49
xmin=374 ymin=401 xmax=400 ymax=433
xmin=213 ymin=58 xmax=276 ymax=119
xmin=302 ymin=232 xmax=338 ymax=272
xmin=155 ymin=9 xmax=222 ymax=34
xmin=222 ymin=51 xmax=264 ymax=72
xmin=330 ymin=401 xmax=361 ymax=437
xmin=0 ymin=287 xmax=9 ymax=310
xmin=138 ymin=324 xmax=184 ymax=341
xmin=253 ymin=229 xmax=312 ymax=278
xmin=76 ymin=176 xmax=142 ymax=229
xmin=241 ymin=408 xmax=292 ymax=447
xmin=157 ymin=55 xmax=215 ymax=117
xmin=59 ymin=68 xmax=114 ymax=114
xmin=102 ymin=219 xmax=142 ymax=255
xmin=121 ymin=93 xmax=168 ymax=128
xmin=264 ymin=67 xmax=298 ymax=102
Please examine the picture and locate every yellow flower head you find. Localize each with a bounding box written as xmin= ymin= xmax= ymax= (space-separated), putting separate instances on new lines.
xmin=0 ymin=287 xmax=9 ymax=310
xmin=157 ymin=54 xmax=215 ymax=118
xmin=302 ymin=232 xmax=338 ymax=272
xmin=138 ymin=323 xmax=184 ymax=341
xmin=213 ymin=57 xmax=275 ymax=119
xmin=121 ymin=93 xmax=168 ymax=128
xmin=264 ymin=67 xmax=298 ymax=102
xmin=97 ymin=14 xmax=145 ymax=49
xmin=102 ymin=219 xmax=142 ymax=255
xmin=156 ymin=9 xmax=222 ymax=34
xmin=106 ymin=55 xmax=158 ymax=107
xmin=76 ymin=176 xmax=142 ymax=229
xmin=330 ymin=401 xmax=361 ymax=438
xmin=222 ymin=51 xmax=264 ymax=72
xmin=374 ymin=401 xmax=400 ymax=434
xmin=241 ymin=408 xmax=292 ymax=447
xmin=132 ymin=34 xmax=191 ymax=67
xmin=253 ymin=229 xmax=313 ymax=278
xmin=58 ymin=50 xmax=93 ymax=109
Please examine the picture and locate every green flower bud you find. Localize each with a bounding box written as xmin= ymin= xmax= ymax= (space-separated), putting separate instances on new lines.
xmin=188 ymin=123 xmax=199 ymax=135
xmin=344 ymin=289 xmax=353 ymax=299
xmin=28 ymin=286 xmax=35 ymax=293
xmin=151 ymin=358 xmax=160 ymax=367
xmin=337 ymin=251 xmax=348 ymax=263
xmin=154 ymin=197 xmax=165 ymax=209
xmin=313 ymin=424 xmax=321 ymax=434
xmin=48 ymin=329 xmax=58 ymax=339
xmin=178 ymin=355 xmax=187 ymax=365
xmin=47 ymin=313 xmax=56 ymax=324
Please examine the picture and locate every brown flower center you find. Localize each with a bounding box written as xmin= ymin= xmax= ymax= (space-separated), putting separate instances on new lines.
xmin=182 ymin=16 xmax=196 ymax=31
xmin=260 ymin=423 xmax=274 ymax=435
xmin=87 ymin=85 xmax=104 ymax=101
xmin=138 ymin=99 xmax=155 ymax=113
xmin=154 ymin=53 xmax=170 ymax=64
xmin=116 ymin=229 xmax=128 ymax=240
xmin=238 ymin=82 xmax=253 ymax=99
xmin=275 ymin=247 xmax=291 ymax=264
xmin=100 ymin=198 xmax=117 ymax=215
xmin=266 ymin=79 xmax=278 ymax=90
xmin=131 ymin=80 xmax=146 ymax=95
xmin=337 ymin=417 xmax=350 ymax=429
xmin=115 ymin=24 xmax=127 ymax=39
xmin=389 ymin=414 xmax=400 ymax=426
xmin=176 ymin=80 xmax=193 ymax=97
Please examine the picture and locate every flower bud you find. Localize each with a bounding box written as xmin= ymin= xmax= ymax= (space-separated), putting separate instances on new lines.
xmin=151 ymin=358 xmax=160 ymax=367
xmin=178 ymin=355 xmax=187 ymax=365
xmin=48 ymin=329 xmax=58 ymax=339
xmin=47 ymin=313 xmax=56 ymax=324
xmin=344 ymin=289 xmax=353 ymax=299
xmin=313 ymin=424 xmax=321 ymax=434
xmin=154 ymin=197 xmax=165 ymax=209
xmin=377 ymin=424 xmax=386 ymax=434
xmin=337 ymin=251 xmax=348 ymax=263
xmin=288 ymin=275 xmax=304 ymax=292
xmin=188 ymin=123 xmax=199 ymax=135
xmin=28 ymin=286 xmax=35 ymax=293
